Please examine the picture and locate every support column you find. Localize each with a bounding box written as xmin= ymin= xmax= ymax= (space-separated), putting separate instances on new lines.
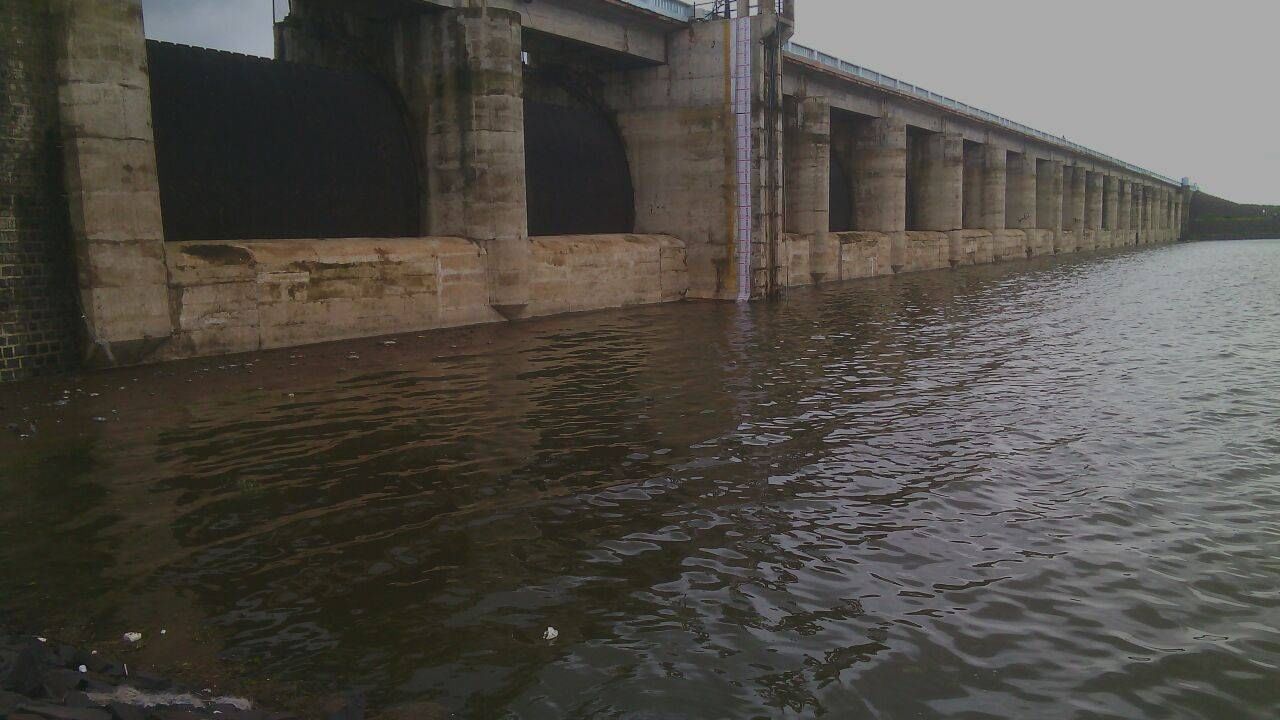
xmin=1085 ymin=171 xmax=1104 ymax=230
xmin=1141 ymin=186 xmax=1153 ymax=239
xmin=418 ymin=7 xmax=529 ymax=315
xmin=783 ymin=95 xmax=833 ymax=281
xmin=854 ymin=116 xmax=907 ymax=232
xmin=1036 ymin=159 xmax=1063 ymax=230
xmin=1130 ymin=184 xmax=1141 ymax=234
xmin=911 ymin=132 xmax=963 ymax=231
xmin=1103 ymin=176 xmax=1120 ymax=230
xmin=51 ymin=0 xmax=174 ymax=363
xmin=1063 ymin=165 xmax=1086 ymax=232
xmin=1005 ymin=152 xmax=1037 ymax=230
xmin=978 ymin=145 xmax=1006 ymax=230
xmin=1117 ymin=180 xmax=1132 ymax=241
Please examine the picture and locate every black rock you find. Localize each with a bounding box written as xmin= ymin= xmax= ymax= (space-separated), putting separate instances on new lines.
xmin=320 ymin=691 xmax=365 ymax=720
xmin=53 ymin=646 xmax=79 ymax=669
xmin=145 ymin=710 xmax=204 ymax=720
xmin=210 ymin=704 xmax=265 ymax=720
xmin=106 ymin=702 xmax=146 ymax=720
xmin=127 ymin=672 xmax=170 ymax=692
xmin=15 ymin=701 xmax=112 ymax=720
xmin=41 ymin=668 xmax=87 ymax=701
xmin=2 ymin=688 xmax=30 ymax=714
xmin=3 ymin=646 xmax=45 ymax=697
xmin=64 ymin=691 xmax=100 ymax=708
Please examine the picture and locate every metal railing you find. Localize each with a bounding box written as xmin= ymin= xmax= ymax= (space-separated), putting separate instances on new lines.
xmin=688 ymin=1 xmax=792 ymax=19
xmin=782 ymin=40 xmax=1178 ymax=186
xmin=619 ymin=0 xmax=695 ymax=21
xmin=613 ymin=0 xmax=1178 ymax=186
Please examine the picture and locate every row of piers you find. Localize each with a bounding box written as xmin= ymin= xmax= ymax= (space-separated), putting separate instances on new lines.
xmin=0 ymin=0 xmax=1191 ymax=375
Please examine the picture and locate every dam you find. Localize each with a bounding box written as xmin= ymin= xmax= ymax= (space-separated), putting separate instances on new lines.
xmin=0 ymin=0 xmax=1193 ymax=381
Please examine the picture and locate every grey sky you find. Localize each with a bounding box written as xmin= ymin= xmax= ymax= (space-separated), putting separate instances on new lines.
xmin=141 ymin=0 xmax=1279 ymax=203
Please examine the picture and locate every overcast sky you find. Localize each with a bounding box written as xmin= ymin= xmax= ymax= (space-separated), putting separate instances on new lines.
xmin=141 ymin=0 xmax=1279 ymax=203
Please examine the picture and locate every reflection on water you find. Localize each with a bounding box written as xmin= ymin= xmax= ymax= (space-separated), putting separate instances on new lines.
xmin=2 ymin=241 xmax=1279 ymax=718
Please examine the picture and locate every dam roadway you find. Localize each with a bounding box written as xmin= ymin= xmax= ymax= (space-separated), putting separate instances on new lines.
xmin=0 ymin=0 xmax=1192 ymax=377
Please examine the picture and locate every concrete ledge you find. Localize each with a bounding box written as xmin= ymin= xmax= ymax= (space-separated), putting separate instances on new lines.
xmin=164 ymin=237 xmax=498 ymax=358
xmin=1025 ymin=230 xmax=1055 ymax=257
xmin=527 ymin=234 xmax=687 ymax=316
xmin=161 ymin=234 xmax=687 ymax=360
xmin=948 ymin=230 xmax=994 ymax=267
xmin=835 ymin=231 xmax=892 ymax=280
xmin=1055 ymin=230 xmax=1076 ymax=255
xmin=1080 ymin=229 xmax=1098 ymax=253
xmin=991 ymin=230 xmax=1026 ymax=262
xmin=782 ymin=232 xmax=813 ymax=287
xmin=895 ymin=232 xmax=950 ymax=273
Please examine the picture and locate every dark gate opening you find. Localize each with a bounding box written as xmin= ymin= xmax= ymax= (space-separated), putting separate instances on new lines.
xmin=147 ymin=41 xmax=420 ymax=242
xmin=522 ymin=33 xmax=637 ymax=238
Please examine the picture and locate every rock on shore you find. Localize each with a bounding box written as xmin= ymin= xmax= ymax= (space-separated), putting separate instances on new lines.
xmin=0 ymin=634 xmax=368 ymax=720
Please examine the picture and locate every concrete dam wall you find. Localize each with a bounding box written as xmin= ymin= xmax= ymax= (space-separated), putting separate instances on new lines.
xmin=0 ymin=0 xmax=1193 ymax=378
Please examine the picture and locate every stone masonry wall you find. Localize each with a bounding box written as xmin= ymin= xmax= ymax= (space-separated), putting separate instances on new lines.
xmin=0 ymin=0 xmax=79 ymax=382
xmin=161 ymin=235 xmax=687 ymax=360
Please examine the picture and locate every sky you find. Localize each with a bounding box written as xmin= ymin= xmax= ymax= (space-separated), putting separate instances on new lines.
xmin=140 ymin=0 xmax=1279 ymax=203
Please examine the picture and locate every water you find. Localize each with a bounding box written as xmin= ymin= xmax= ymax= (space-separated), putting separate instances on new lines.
xmin=2 ymin=240 xmax=1278 ymax=719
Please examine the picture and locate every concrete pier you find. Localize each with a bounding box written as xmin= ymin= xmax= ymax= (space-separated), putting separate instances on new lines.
xmin=855 ymin=117 xmax=908 ymax=233
xmin=0 ymin=0 xmax=1192 ymax=375
xmin=1006 ymin=153 xmax=1037 ymax=231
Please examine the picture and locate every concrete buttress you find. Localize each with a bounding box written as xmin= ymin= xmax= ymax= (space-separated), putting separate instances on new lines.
xmin=854 ymin=116 xmax=907 ymax=232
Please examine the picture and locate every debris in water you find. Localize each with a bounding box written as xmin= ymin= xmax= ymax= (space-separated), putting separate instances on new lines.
xmin=78 ymin=664 xmax=87 ymax=673
xmin=382 ymin=340 xmax=397 ymax=346
xmin=123 ymin=632 xmax=142 ymax=643
xmin=542 ymin=627 xmax=559 ymax=641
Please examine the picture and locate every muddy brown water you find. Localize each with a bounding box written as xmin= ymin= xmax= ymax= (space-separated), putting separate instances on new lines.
xmin=2 ymin=240 xmax=1278 ymax=719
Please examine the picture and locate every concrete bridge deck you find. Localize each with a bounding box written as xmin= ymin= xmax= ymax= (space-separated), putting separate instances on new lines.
xmin=0 ymin=0 xmax=1191 ymax=379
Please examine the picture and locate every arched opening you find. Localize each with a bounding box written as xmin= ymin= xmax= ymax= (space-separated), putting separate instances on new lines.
xmin=522 ymin=34 xmax=637 ymax=237
xmin=147 ymin=41 xmax=421 ymax=242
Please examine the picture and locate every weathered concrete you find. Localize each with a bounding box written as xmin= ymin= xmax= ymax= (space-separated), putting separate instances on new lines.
xmin=1025 ymin=229 xmax=1056 ymax=258
xmin=963 ymin=144 xmax=1006 ymax=231
xmin=1117 ymin=180 xmax=1133 ymax=244
xmin=1085 ymin=172 xmax=1105 ymax=231
xmin=909 ymin=132 xmax=963 ymax=232
xmin=949 ymin=230 xmax=995 ymax=267
xmin=164 ymin=235 xmax=686 ymax=359
xmin=784 ymin=95 xmax=834 ymax=282
xmin=1005 ymin=153 xmax=1037 ymax=231
xmin=1103 ymin=176 xmax=1119 ymax=231
xmin=896 ymin=231 xmax=951 ymax=273
xmin=991 ymin=230 xmax=1027 ymax=262
xmin=834 ymin=231 xmax=892 ymax=280
xmin=51 ymin=0 xmax=173 ymax=364
xmin=1063 ymin=165 xmax=1087 ymax=233
xmin=854 ymin=116 xmax=907 ymax=232
xmin=2 ymin=0 xmax=1194 ymax=377
xmin=1037 ymin=159 xmax=1064 ymax=232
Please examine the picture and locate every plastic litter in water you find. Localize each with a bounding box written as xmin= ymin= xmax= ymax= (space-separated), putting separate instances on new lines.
xmin=123 ymin=632 xmax=143 ymax=643
xmin=542 ymin=627 xmax=559 ymax=641
xmin=78 ymin=665 xmax=87 ymax=673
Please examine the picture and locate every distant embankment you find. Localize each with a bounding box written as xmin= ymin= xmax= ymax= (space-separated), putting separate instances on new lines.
xmin=1188 ymin=192 xmax=1280 ymax=241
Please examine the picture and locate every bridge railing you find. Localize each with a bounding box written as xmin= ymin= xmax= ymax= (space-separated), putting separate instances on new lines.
xmin=783 ymin=41 xmax=1179 ymax=186
xmin=688 ymin=1 xmax=793 ymax=20
xmin=615 ymin=0 xmax=1176 ymax=186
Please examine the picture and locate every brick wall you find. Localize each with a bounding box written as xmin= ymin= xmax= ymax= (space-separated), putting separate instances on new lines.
xmin=0 ymin=0 xmax=78 ymax=382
